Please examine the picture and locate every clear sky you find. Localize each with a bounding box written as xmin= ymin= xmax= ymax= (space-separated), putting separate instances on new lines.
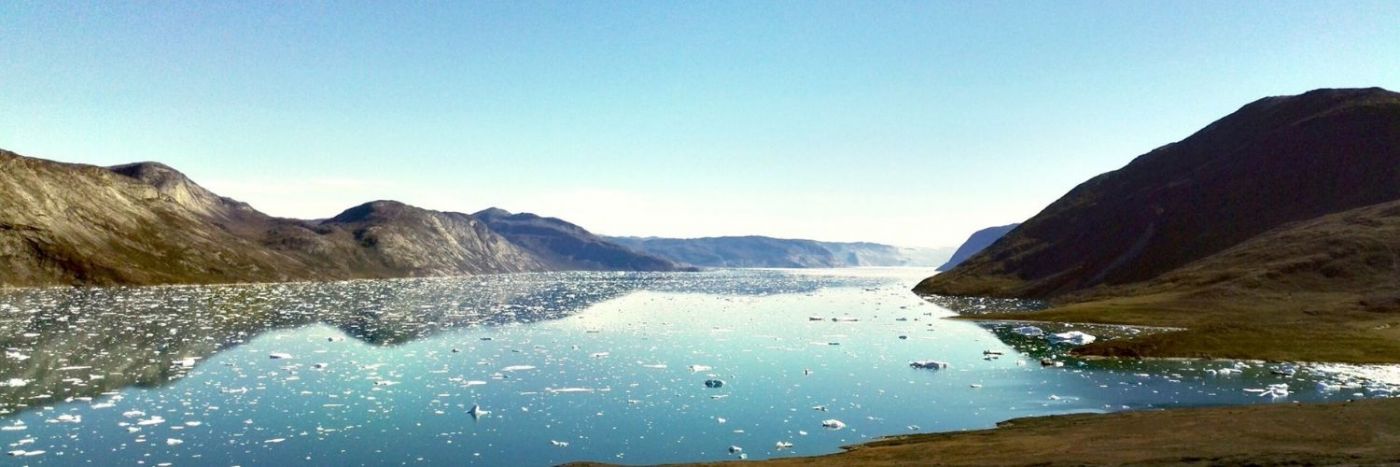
xmin=2 ymin=2 xmax=1397 ymax=247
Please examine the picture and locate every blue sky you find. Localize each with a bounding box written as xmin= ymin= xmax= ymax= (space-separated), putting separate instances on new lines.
xmin=2 ymin=2 xmax=1397 ymax=247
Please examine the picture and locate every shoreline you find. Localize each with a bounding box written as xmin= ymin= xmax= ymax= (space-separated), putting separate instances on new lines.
xmin=570 ymin=398 xmax=1400 ymax=466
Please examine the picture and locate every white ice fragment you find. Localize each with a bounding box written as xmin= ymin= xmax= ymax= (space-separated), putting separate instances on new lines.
xmin=269 ymin=353 xmax=293 ymax=360
xmin=1012 ymin=326 xmax=1044 ymax=337
xmin=1050 ymin=331 xmax=1096 ymax=345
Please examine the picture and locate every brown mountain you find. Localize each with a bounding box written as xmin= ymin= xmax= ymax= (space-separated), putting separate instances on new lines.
xmin=914 ymin=87 xmax=1400 ymax=362
xmin=918 ymin=87 xmax=1400 ymax=298
xmin=0 ymin=149 xmax=548 ymax=287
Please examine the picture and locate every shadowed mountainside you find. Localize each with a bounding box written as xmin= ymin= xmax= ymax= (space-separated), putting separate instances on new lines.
xmin=915 ymin=87 xmax=1400 ymax=362
xmin=919 ymin=87 xmax=1400 ymax=298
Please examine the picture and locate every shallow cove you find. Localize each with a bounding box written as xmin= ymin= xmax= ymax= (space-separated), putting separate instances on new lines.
xmin=0 ymin=269 xmax=1392 ymax=465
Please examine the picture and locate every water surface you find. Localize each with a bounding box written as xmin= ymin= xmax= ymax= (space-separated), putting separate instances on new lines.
xmin=0 ymin=269 xmax=1391 ymax=465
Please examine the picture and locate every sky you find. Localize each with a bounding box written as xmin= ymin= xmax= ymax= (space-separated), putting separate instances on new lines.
xmin=2 ymin=2 xmax=1397 ymax=247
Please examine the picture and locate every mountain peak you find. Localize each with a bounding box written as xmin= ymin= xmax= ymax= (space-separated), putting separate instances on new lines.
xmin=328 ymin=200 xmax=418 ymax=223
xmin=473 ymin=207 xmax=513 ymax=219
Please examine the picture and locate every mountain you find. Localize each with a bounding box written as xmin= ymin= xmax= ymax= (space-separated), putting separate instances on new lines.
xmin=918 ymin=87 xmax=1400 ymax=298
xmin=0 ymin=149 xmax=551 ymax=286
xmin=936 ymin=223 xmax=1019 ymax=271
xmin=913 ymin=87 xmax=1400 ymax=362
xmin=606 ymin=235 xmax=951 ymax=268
xmin=472 ymin=208 xmax=686 ymax=271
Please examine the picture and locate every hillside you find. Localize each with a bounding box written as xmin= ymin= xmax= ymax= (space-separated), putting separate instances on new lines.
xmin=936 ymin=223 xmax=1019 ymax=271
xmin=913 ymin=87 xmax=1400 ymax=362
xmin=0 ymin=149 xmax=550 ymax=286
xmin=473 ymin=208 xmax=685 ymax=271
xmin=918 ymin=87 xmax=1400 ymax=298
xmin=607 ymin=236 xmax=949 ymax=268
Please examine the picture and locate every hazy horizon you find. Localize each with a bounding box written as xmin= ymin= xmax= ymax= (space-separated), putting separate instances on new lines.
xmin=3 ymin=2 xmax=1397 ymax=247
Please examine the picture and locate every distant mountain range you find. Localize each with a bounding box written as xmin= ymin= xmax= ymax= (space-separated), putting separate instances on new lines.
xmin=937 ymin=223 xmax=1019 ymax=271
xmin=0 ymin=150 xmax=683 ymax=287
xmin=472 ymin=208 xmax=686 ymax=272
xmin=606 ymin=236 xmax=952 ymax=268
xmin=916 ymin=87 xmax=1400 ymax=362
xmin=0 ymin=149 xmax=949 ymax=287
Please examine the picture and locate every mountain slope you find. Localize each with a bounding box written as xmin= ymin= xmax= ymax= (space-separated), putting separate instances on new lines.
xmin=0 ymin=151 xmax=320 ymax=286
xmin=917 ymin=87 xmax=1400 ymax=298
xmin=0 ymin=149 xmax=548 ymax=286
xmin=606 ymin=236 xmax=950 ymax=268
xmin=937 ymin=223 xmax=1019 ymax=271
xmin=473 ymin=208 xmax=684 ymax=271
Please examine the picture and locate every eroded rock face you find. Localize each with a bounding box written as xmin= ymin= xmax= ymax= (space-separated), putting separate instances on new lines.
xmin=0 ymin=149 xmax=547 ymax=286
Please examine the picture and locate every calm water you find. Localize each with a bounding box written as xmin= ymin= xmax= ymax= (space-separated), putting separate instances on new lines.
xmin=0 ymin=269 xmax=1393 ymax=465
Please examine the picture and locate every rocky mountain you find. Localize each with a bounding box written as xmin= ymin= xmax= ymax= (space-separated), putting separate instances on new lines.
xmin=918 ymin=87 xmax=1400 ymax=298
xmin=472 ymin=208 xmax=686 ymax=271
xmin=936 ymin=223 xmax=1019 ymax=271
xmin=0 ymin=149 xmax=550 ymax=287
xmin=606 ymin=235 xmax=951 ymax=268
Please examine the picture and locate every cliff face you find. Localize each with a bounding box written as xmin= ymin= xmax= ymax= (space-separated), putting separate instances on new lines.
xmin=0 ymin=150 xmax=549 ymax=287
xmin=917 ymin=88 xmax=1400 ymax=298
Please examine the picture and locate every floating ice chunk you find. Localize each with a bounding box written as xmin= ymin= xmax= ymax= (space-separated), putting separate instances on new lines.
xmin=122 ymin=410 xmax=146 ymax=418
xmin=547 ymin=387 xmax=595 ymax=393
xmin=137 ymin=416 xmax=165 ymax=426
xmin=174 ymin=358 xmax=197 ymax=369
xmin=1256 ymin=383 xmax=1290 ymax=398
xmin=909 ymin=360 xmax=950 ymax=370
xmin=1 ymin=422 xmax=26 ymax=432
xmin=1013 ymin=326 xmax=1044 ymax=337
xmin=500 ymin=365 xmax=536 ymax=372
xmin=1050 ymin=331 xmax=1096 ymax=345
xmin=775 ymin=441 xmax=793 ymax=449
xmin=166 ymin=438 xmax=183 ymax=446
xmin=3 ymin=378 xmax=27 ymax=388
xmin=689 ymin=365 xmax=713 ymax=373
xmin=7 ymin=450 xmax=44 ymax=457
xmin=704 ymin=379 xmax=726 ymax=388
xmin=970 ymin=384 xmax=983 ymax=389
xmin=269 ymin=353 xmax=293 ymax=360
xmin=640 ymin=363 xmax=668 ymax=369
xmin=49 ymin=414 xmax=81 ymax=424
xmin=550 ymin=440 xmax=569 ymax=447
xmin=821 ymin=419 xmax=846 ymax=430
xmin=265 ymin=438 xmax=286 ymax=444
